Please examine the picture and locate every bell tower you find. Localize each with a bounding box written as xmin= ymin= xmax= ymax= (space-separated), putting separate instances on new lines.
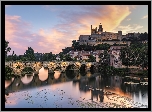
xmin=98 ymin=23 xmax=103 ymax=34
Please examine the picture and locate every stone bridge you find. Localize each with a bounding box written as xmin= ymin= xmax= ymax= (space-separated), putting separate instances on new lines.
xmin=5 ymin=61 xmax=98 ymax=75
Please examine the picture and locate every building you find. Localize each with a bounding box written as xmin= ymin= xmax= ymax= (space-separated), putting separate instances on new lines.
xmin=109 ymin=46 xmax=126 ymax=68
xmin=79 ymin=35 xmax=96 ymax=46
xmin=78 ymin=23 xmax=132 ymax=46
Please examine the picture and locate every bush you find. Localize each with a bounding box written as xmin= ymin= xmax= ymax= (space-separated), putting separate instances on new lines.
xmin=5 ymin=66 xmax=14 ymax=80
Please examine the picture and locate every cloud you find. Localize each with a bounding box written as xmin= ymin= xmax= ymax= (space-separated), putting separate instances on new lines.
xmin=5 ymin=5 xmax=133 ymax=55
xmin=5 ymin=14 xmax=73 ymax=55
xmin=128 ymin=5 xmax=137 ymax=9
xmin=117 ymin=24 xmax=143 ymax=34
xmin=5 ymin=14 xmax=43 ymax=55
xmin=141 ymin=15 xmax=148 ymax=19
xmin=58 ymin=5 xmax=131 ymax=32
xmin=126 ymin=18 xmax=131 ymax=21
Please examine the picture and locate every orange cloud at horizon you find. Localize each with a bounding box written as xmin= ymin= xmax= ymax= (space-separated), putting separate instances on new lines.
xmin=76 ymin=5 xmax=131 ymax=32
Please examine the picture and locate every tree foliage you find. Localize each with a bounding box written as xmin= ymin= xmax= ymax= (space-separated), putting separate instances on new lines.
xmin=120 ymin=42 xmax=148 ymax=70
xmin=24 ymin=47 xmax=36 ymax=61
xmin=88 ymin=55 xmax=96 ymax=62
xmin=5 ymin=40 xmax=11 ymax=58
xmin=99 ymin=50 xmax=110 ymax=66
xmin=95 ymin=43 xmax=111 ymax=50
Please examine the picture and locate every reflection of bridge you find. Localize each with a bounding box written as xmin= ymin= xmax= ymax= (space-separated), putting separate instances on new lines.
xmin=5 ymin=61 xmax=98 ymax=75
xmin=5 ymin=68 xmax=98 ymax=93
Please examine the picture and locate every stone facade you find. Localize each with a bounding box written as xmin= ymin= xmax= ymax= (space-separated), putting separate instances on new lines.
xmin=78 ymin=24 xmax=132 ymax=46
xmin=109 ymin=46 xmax=126 ymax=68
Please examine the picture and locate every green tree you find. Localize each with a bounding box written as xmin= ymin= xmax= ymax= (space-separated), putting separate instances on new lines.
xmin=48 ymin=52 xmax=54 ymax=61
xmin=72 ymin=40 xmax=81 ymax=51
xmin=65 ymin=54 xmax=73 ymax=61
xmin=59 ymin=52 xmax=64 ymax=61
xmin=5 ymin=40 xmax=11 ymax=59
xmin=62 ymin=47 xmax=73 ymax=54
xmin=98 ymin=50 xmax=110 ymax=75
xmin=120 ymin=42 xmax=148 ymax=71
xmin=95 ymin=43 xmax=111 ymax=50
xmin=138 ymin=32 xmax=148 ymax=41
xmin=120 ymin=46 xmax=131 ymax=67
xmin=24 ymin=47 xmax=36 ymax=61
xmin=12 ymin=54 xmax=18 ymax=61
xmin=42 ymin=53 xmax=48 ymax=61
xmin=72 ymin=40 xmax=77 ymax=47
xmin=99 ymin=50 xmax=110 ymax=65
xmin=88 ymin=55 xmax=96 ymax=62
xmin=137 ymin=43 xmax=148 ymax=70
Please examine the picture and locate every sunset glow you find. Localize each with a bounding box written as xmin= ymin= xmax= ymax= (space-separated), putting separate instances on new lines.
xmin=5 ymin=5 xmax=148 ymax=55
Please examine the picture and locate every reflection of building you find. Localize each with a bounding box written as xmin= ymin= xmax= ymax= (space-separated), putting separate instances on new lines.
xmin=90 ymin=88 xmax=104 ymax=102
xmin=79 ymin=77 xmax=89 ymax=92
xmin=110 ymin=76 xmax=122 ymax=88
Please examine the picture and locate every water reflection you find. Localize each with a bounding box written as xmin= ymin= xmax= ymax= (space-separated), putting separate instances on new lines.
xmin=5 ymin=68 xmax=148 ymax=108
xmin=21 ymin=74 xmax=34 ymax=85
xmin=38 ymin=67 xmax=48 ymax=81
xmin=54 ymin=71 xmax=61 ymax=79
xmin=5 ymin=78 xmax=14 ymax=89
xmin=66 ymin=70 xmax=77 ymax=80
xmin=60 ymin=73 xmax=66 ymax=82
xmin=90 ymin=88 xmax=104 ymax=102
xmin=86 ymin=71 xmax=91 ymax=78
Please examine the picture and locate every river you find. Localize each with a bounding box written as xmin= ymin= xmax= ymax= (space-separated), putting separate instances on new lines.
xmin=5 ymin=67 xmax=148 ymax=108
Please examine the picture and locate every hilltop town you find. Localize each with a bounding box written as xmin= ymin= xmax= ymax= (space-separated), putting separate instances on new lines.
xmin=5 ymin=23 xmax=148 ymax=69
xmin=60 ymin=23 xmax=147 ymax=68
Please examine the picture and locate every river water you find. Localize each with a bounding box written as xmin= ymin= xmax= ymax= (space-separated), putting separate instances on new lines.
xmin=5 ymin=67 xmax=148 ymax=108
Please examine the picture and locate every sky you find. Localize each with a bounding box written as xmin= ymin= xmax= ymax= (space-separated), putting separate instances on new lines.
xmin=5 ymin=5 xmax=148 ymax=55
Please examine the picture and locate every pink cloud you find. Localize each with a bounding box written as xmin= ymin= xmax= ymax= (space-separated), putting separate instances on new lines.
xmin=5 ymin=5 xmax=132 ymax=55
xmin=78 ymin=5 xmax=131 ymax=32
xmin=5 ymin=15 xmax=51 ymax=54
xmin=6 ymin=14 xmax=73 ymax=55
